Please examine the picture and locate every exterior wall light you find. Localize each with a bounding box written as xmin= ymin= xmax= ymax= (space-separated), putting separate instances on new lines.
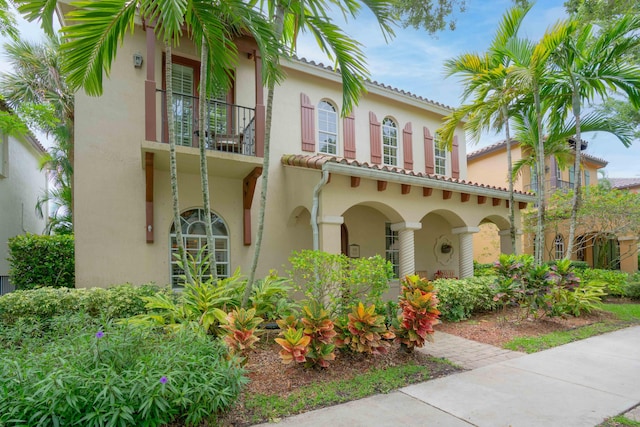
xmin=133 ymin=53 xmax=143 ymax=68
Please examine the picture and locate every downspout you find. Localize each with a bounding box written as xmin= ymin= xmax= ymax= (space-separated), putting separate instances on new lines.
xmin=311 ymin=169 xmax=330 ymax=250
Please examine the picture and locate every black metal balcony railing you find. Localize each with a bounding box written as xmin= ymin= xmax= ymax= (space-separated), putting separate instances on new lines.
xmin=159 ymin=90 xmax=256 ymax=156
xmin=524 ymin=179 xmax=574 ymax=194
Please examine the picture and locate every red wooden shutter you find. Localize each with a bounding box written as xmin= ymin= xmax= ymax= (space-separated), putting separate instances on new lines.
xmin=300 ymin=93 xmax=315 ymax=152
xmin=343 ymin=112 xmax=356 ymax=159
xmin=452 ymin=135 xmax=460 ymax=179
xmin=424 ymin=127 xmax=434 ymax=174
xmin=403 ymin=122 xmax=413 ymax=170
xmin=369 ymin=112 xmax=381 ymax=164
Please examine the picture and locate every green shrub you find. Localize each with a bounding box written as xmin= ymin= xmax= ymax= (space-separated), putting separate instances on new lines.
xmin=0 ymin=284 xmax=161 ymax=324
xmin=0 ymin=320 xmax=246 ymax=426
xmin=8 ymin=233 xmax=75 ymax=289
xmin=432 ymin=276 xmax=498 ymax=322
xmin=287 ymin=250 xmax=392 ymax=316
xmin=575 ymin=268 xmax=629 ymax=296
xmin=625 ymin=282 xmax=640 ymax=300
xmin=473 ymin=261 xmax=495 ymax=277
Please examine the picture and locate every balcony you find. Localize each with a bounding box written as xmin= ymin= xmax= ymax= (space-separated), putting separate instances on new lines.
xmin=159 ymin=90 xmax=257 ymax=156
xmin=142 ymin=90 xmax=264 ymax=179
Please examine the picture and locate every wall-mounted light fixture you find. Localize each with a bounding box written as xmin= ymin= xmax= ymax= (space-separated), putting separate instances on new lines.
xmin=133 ymin=53 xmax=143 ymax=68
xmin=440 ymin=243 xmax=452 ymax=254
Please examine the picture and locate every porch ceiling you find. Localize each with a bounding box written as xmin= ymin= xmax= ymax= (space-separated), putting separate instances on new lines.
xmin=281 ymin=154 xmax=536 ymax=204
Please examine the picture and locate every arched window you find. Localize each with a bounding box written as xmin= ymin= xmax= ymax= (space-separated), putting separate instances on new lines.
xmin=170 ymin=209 xmax=229 ymax=288
xmin=318 ymin=100 xmax=338 ymax=155
xmin=382 ymin=117 xmax=398 ymax=166
xmin=554 ymin=234 xmax=565 ymax=260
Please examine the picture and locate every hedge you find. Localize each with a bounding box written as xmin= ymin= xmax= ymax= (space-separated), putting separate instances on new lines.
xmin=8 ymin=233 xmax=75 ymax=289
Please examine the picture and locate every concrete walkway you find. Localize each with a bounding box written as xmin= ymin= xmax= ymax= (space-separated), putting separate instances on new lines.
xmin=254 ymin=326 xmax=640 ymax=427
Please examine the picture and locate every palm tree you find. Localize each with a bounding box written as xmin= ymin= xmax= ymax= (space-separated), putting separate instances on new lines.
xmin=241 ymin=0 xmax=395 ymax=307
xmin=0 ymin=34 xmax=74 ymax=234
xmin=502 ymin=20 xmax=573 ymax=265
xmin=546 ymin=15 xmax=640 ymax=259
xmin=439 ymin=5 xmax=531 ymax=254
xmin=0 ymin=0 xmax=17 ymax=40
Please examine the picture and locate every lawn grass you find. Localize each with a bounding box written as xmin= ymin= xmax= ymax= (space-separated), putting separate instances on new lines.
xmin=599 ymin=415 xmax=640 ymax=427
xmin=241 ymin=362 xmax=435 ymax=424
xmin=503 ymin=303 xmax=640 ymax=353
xmin=601 ymin=303 xmax=640 ymax=322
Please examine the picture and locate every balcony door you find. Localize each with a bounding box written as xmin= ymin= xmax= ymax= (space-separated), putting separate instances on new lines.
xmin=163 ymin=55 xmax=233 ymax=148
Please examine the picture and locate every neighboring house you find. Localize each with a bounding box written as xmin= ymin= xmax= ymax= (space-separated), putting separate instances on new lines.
xmin=0 ymin=100 xmax=48 ymax=294
xmin=58 ymin=6 xmax=535 ymax=290
xmin=467 ymin=140 xmax=638 ymax=273
xmin=608 ymin=178 xmax=640 ymax=193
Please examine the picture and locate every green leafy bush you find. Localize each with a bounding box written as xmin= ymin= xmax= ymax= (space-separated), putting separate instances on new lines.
xmin=432 ymin=277 xmax=498 ymax=322
xmin=0 ymin=320 xmax=246 ymax=426
xmin=575 ymin=268 xmax=629 ymax=296
xmin=625 ymin=282 xmax=640 ymax=300
xmin=0 ymin=284 xmax=161 ymax=324
xmin=546 ymin=281 xmax=607 ymax=317
xmin=8 ymin=233 xmax=75 ymax=289
xmin=473 ymin=261 xmax=495 ymax=276
xmin=288 ymin=250 xmax=392 ymax=316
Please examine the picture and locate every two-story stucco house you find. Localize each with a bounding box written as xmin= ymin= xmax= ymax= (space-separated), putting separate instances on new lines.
xmin=60 ymin=6 xmax=536 ymax=289
xmin=467 ymin=140 xmax=638 ymax=273
xmin=0 ymin=101 xmax=48 ymax=294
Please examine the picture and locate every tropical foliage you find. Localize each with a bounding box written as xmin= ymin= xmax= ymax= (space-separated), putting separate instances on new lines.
xmin=7 ymin=233 xmax=74 ymax=289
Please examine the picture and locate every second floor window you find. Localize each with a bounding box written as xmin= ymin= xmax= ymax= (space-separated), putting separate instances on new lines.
xmin=584 ymin=170 xmax=590 ymax=187
xmin=569 ymin=165 xmax=575 ymax=186
xmin=435 ymin=144 xmax=447 ymax=175
xmin=382 ymin=117 xmax=398 ymax=166
xmin=318 ymin=100 xmax=338 ymax=155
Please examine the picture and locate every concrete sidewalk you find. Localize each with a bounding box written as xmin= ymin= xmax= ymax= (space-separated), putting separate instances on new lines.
xmin=254 ymin=326 xmax=640 ymax=427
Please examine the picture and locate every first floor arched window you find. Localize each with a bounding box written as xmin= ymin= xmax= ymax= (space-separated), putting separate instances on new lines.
xmin=170 ymin=208 xmax=229 ymax=288
xmin=554 ymin=234 xmax=565 ymax=260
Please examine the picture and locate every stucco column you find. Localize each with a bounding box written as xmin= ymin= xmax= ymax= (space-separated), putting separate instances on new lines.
xmin=499 ymin=228 xmax=523 ymax=255
xmin=318 ymin=216 xmax=344 ymax=254
xmin=452 ymin=227 xmax=480 ymax=278
xmin=390 ymin=222 xmax=422 ymax=279
xmin=618 ymin=236 xmax=638 ymax=274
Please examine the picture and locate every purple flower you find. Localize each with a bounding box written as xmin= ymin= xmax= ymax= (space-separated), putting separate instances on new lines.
xmin=160 ymin=376 xmax=168 ymax=384
xmin=95 ymin=331 xmax=104 ymax=339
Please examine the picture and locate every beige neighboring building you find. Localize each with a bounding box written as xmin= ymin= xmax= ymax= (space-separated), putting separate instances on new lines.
xmin=608 ymin=178 xmax=640 ymax=193
xmin=468 ymin=140 xmax=638 ymax=273
xmin=0 ymin=101 xmax=48 ymax=294
xmin=59 ymin=6 xmax=535 ymax=289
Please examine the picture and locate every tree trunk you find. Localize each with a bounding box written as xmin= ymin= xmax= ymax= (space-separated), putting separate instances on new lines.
xmin=166 ymin=43 xmax=193 ymax=286
xmin=565 ymin=89 xmax=582 ymax=260
xmin=242 ymin=4 xmax=286 ymax=308
xmin=533 ymin=83 xmax=546 ymax=266
xmin=503 ymin=105 xmax=517 ymax=254
xmin=198 ymin=37 xmax=218 ymax=280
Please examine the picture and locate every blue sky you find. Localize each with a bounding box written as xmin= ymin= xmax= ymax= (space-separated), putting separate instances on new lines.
xmin=1 ymin=0 xmax=638 ymax=177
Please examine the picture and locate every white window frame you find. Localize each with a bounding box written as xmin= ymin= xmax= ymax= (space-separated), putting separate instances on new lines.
xmin=554 ymin=234 xmax=565 ymax=260
xmin=385 ymin=222 xmax=399 ymax=278
xmin=382 ymin=117 xmax=398 ymax=166
xmin=318 ymin=100 xmax=338 ymax=155
xmin=170 ymin=209 xmax=229 ymax=288
xmin=434 ymin=142 xmax=447 ymax=176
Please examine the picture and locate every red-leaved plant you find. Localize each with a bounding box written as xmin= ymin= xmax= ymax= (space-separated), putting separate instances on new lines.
xmin=220 ymin=308 xmax=263 ymax=359
xmin=335 ymin=302 xmax=395 ymax=355
xmin=274 ymin=327 xmax=310 ymax=364
xmin=392 ymin=275 xmax=440 ymax=352
xmin=300 ymin=302 xmax=336 ymax=368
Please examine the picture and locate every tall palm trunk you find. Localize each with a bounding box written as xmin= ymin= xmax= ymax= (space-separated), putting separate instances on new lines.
xmin=198 ymin=37 xmax=218 ymax=280
xmin=167 ymin=43 xmax=193 ymax=285
xmin=242 ymin=4 xmax=286 ymax=308
xmin=503 ymin=105 xmax=517 ymax=254
xmin=533 ymin=83 xmax=546 ymax=265
xmin=565 ymin=88 xmax=582 ymax=259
